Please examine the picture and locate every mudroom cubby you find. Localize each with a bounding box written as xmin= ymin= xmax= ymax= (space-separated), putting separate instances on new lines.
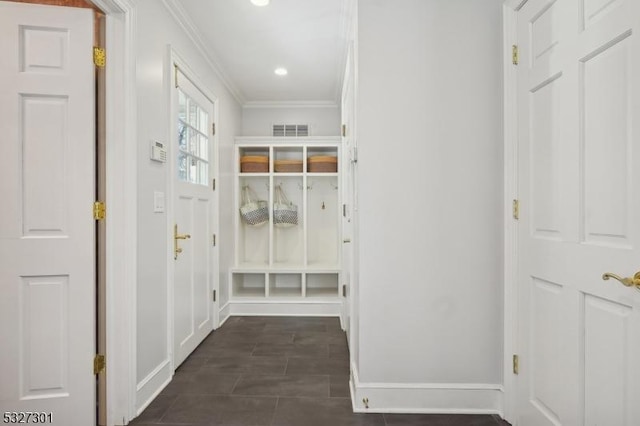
xmin=232 ymin=273 xmax=266 ymax=298
xmin=229 ymin=137 xmax=342 ymax=314
xmin=269 ymin=273 xmax=303 ymax=297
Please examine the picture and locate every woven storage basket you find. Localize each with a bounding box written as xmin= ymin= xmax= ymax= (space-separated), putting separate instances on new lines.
xmin=307 ymin=156 xmax=337 ymax=173
xmin=274 ymin=159 xmax=303 ymax=173
xmin=240 ymin=155 xmax=269 ymax=173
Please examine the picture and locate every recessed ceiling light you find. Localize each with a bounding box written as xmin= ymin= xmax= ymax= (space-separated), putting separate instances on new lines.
xmin=274 ymin=67 xmax=288 ymax=76
xmin=251 ymin=0 xmax=269 ymax=6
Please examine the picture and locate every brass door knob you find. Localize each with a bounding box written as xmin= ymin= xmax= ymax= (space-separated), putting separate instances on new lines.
xmin=174 ymin=224 xmax=191 ymax=260
xmin=602 ymin=271 xmax=640 ymax=290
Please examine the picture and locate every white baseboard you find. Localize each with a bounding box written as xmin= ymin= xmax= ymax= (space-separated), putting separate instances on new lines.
xmin=219 ymin=301 xmax=231 ymax=327
xmin=227 ymin=300 xmax=342 ymax=316
xmin=350 ymin=362 xmax=504 ymax=416
xmin=135 ymin=359 xmax=172 ymax=416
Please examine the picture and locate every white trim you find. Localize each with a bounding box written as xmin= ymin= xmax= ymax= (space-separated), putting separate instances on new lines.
xmin=243 ymin=101 xmax=339 ymax=109
xmin=227 ymin=301 xmax=342 ymax=317
xmin=235 ymin=136 xmax=341 ymax=144
xmin=503 ymin=0 xmax=528 ymax=10
xmin=135 ymin=359 xmax=171 ymax=392
xmin=89 ymin=0 xmax=137 ymax=424
xmin=219 ymin=301 xmax=231 ymax=327
xmin=160 ymin=0 xmax=245 ymax=105
xmin=502 ymin=3 xmax=519 ymax=425
xmin=349 ymin=363 xmax=504 ymax=415
xmin=134 ymin=360 xmax=172 ymax=416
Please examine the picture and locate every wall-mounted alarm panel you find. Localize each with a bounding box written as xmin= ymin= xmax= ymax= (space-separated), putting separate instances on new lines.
xmin=151 ymin=140 xmax=167 ymax=163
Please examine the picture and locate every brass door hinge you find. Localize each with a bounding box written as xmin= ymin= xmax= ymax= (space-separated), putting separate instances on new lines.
xmin=212 ymin=234 xmax=216 ymax=247
xmin=93 ymin=201 xmax=106 ymax=220
xmin=174 ymin=64 xmax=179 ymax=88
xmin=512 ymin=45 xmax=519 ymax=65
xmin=212 ymin=179 xmax=216 ymax=191
xmin=94 ymin=354 xmax=106 ymax=375
xmin=93 ymin=47 xmax=106 ymax=68
xmin=342 ymin=284 xmax=347 ymax=298
xmin=212 ymin=290 xmax=216 ymax=302
xmin=513 ymin=354 xmax=519 ymax=375
xmin=342 ymin=124 xmax=347 ymax=137
xmin=212 ymin=123 xmax=216 ymax=136
xmin=512 ymin=199 xmax=520 ymax=220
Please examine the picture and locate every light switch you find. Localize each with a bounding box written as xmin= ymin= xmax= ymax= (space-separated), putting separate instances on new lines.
xmin=153 ymin=191 xmax=165 ymax=213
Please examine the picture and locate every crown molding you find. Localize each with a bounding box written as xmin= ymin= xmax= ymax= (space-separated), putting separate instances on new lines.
xmin=243 ymin=100 xmax=339 ymax=109
xmin=161 ymin=0 xmax=246 ymax=105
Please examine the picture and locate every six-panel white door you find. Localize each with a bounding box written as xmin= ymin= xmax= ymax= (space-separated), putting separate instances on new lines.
xmin=173 ymin=70 xmax=216 ymax=368
xmin=516 ymin=0 xmax=640 ymax=424
xmin=0 ymin=3 xmax=95 ymax=425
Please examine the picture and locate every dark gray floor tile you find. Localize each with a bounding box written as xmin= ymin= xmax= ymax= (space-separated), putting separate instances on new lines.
xmin=253 ymin=342 xmax=330 ymax=358
xmin=132 ymin=423 xmax=210 ymax=426
xmin=383 ymin=414 xmax=503 ymax=426
xmin=329 ymin=343 xmax=350 ymax=358
xmin=272 ymin=397 xmax=385 ymax=426
xmin=190 ymin=342 xmax=257 ymax=358
xmin=232 ymin=375 xmax=329 ymax=397
xmin=210 ymin=331 xmax=295 ymax=344
xmin=202 ymin=356 xmax=287 ymax=375
xmin=286 ymin=357 xmax=350 ymax=375
xmin=162 ymin=371 xmax=240 ymax=395
xmin=129 ymin=394 xmax=178 ymax=424
xmin=160 ymin=394 xmax=277 ymax=425
xmin=176 ymin=356 xmax=208 ymax=374
xmin=132 ymin=317 xmax=505 ymax=426
xmin=330 ymin=375 xmax=351 ymax=398
xmin=263 ymin=323 xmax=328 ymax=332
xmin=293 ymin=331 xmax=347 ymax=345
xmin=217 ymin=321 xmax=267 ymax=333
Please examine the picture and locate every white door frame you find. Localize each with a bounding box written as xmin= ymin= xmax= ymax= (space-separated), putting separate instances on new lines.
xmin=166 ymin=46 xmax=220 ymax=372
xmin=90 ymin=1 xmax=138 ymax=425
xmin=502 ymin=0 xmax=526 ymax=424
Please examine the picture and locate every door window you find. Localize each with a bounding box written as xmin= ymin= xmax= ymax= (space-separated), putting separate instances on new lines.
xmin=177 ymin=88 xmax=209 ymax=185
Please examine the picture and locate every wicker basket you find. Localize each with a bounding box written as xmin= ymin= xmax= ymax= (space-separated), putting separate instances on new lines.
xmin=307 ymin=156 xmax=337 ymax=172
xmin=274 ymin=159 xmax=303 ymax=173
xmin=240 ymin=155 xmax=269 ymax=173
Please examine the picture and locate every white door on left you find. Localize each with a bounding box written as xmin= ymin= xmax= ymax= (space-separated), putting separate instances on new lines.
xmin=0 ymin=3 xmax=95 ymax=426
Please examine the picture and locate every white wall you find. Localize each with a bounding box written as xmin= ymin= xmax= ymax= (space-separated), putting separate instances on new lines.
xmin=352 ymin=0 xmax=504 ymax=412
xmin=133 ymin=0 xmax=241 ymax=412
xmin=242 ymin=105 xmax=340 ymax=136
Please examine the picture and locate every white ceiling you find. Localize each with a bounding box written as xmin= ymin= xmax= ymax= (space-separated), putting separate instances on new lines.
xmin=174 ymin=0 xmax=349 ymax=106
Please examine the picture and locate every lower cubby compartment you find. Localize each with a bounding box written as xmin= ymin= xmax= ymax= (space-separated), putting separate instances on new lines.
xmin=230 ymin=271 xmax=340 ymax=300
xmin=268 ymin=273 xmax=303 ymax=297
xmin=232 ymin=273 xmax=266 ymax=298
xmin=305 ymin=273 xmax=339 ymax=297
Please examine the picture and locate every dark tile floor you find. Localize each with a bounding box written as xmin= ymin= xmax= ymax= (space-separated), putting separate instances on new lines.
xmin=131 ymin=316 xmax=509 ymax=426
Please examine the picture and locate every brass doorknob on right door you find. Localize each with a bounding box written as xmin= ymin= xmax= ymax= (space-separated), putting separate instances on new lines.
xmin=602 ymin=271 xmax=640 ymax=290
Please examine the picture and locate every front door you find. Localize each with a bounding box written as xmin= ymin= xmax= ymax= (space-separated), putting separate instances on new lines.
xmin=516 ymin=0 xmax=640 ymax=424
xmin=173 ymin=69 xmax=216 ymax=368
xmin=0 ymin=3 xmax=95 ymax=425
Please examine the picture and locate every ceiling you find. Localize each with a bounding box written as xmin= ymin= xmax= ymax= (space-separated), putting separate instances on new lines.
xmin=174 ymin=0 xmax=349 ymax=106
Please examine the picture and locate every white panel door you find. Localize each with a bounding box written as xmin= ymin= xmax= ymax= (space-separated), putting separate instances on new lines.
xmin=0 ymin=3 xmax=95 ymax=426
xmin=517 ymin=0 xmax=640 ymax=425
xmin=341 ymin=44 xmax=356 ymax=343
xmin=173 ymin=71 xmax=215 ymax=368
